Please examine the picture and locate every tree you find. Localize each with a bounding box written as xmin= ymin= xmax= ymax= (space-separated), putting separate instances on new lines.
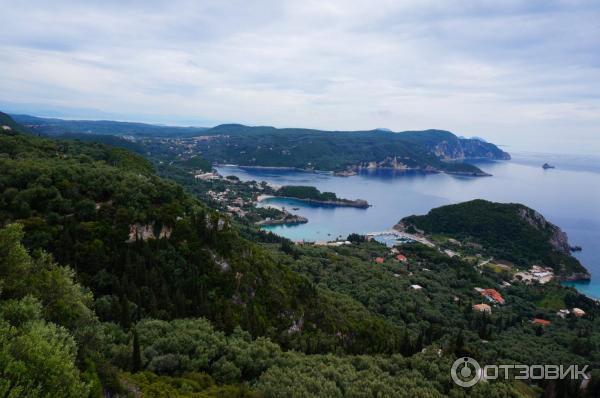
xmin=0 ymin=224 xmax=95 ymax=397
xmin=132 ymin=328 xmax=142 ymax=372
xmin=0 ymin=300 xmax=89 ymax=397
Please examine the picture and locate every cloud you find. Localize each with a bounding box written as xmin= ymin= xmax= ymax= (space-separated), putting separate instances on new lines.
xmin=0 ymin=0 xmax=599 ymax=152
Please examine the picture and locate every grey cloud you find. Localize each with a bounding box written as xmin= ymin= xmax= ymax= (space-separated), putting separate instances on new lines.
xmin=0 ymin=0 xmax=599 ymax=153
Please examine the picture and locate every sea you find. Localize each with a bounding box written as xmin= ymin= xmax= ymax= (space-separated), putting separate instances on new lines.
xmin=216 ymin=151 xmax=600 ymax=299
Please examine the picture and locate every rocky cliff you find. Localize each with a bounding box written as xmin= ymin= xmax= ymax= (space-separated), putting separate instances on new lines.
xmin=429 ymin=137 xmax=511 ymax=161
xmin=516 ymin=207 xmax=571 ymax=254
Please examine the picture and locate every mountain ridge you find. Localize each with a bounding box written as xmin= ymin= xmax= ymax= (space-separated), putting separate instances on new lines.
xmin=13 ymin=113 xmax=510 ymax=176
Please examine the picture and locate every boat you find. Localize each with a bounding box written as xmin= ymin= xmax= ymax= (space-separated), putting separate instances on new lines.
xmin=292 ymin=207 xmax=300 ymax=210
xmin=542 ymin=163 xmax=555 ymax=169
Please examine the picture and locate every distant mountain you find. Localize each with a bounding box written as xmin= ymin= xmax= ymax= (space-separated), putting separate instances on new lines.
xmin=11 ymin=114 xmax=209 ymax=137
xmin=10 ymin=114 xmax=510 ymax=175
xmin=192 ymin=124 xmax=510 ymax=174
xmin=0 ymin=111 xmax=29 ymax=133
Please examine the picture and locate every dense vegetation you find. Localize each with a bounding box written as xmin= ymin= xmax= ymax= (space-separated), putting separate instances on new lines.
xmin=152 ymin=124 xmax=507 ymax=174
xmin=0 ymin=123 xmax=405 ymax=356
xmin=2 ymin=112 xmax=600 ymax=397
xmin=276 ymin=186 xmax=338 ymax=202
xmin=12 ymin=114 xmax=208 ymax=137
xmin=270 ymin=241 xmax=599 ymax=367
xmin=14 ymin=114 xmax=510 ymax=174
xmin=0 ymin=224 xmax=97 ymax=397
xmin=1 ymin=111 xmax=29 ymax=132
xmin=401 ymin=200 xmax=587 ymax=276
xmin=54 ymin=132 xmax=147 ymax=155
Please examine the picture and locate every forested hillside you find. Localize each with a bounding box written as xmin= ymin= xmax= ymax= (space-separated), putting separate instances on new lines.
xmin=14 ymin=114 xmax=510 ymax=175
xmin=0 ymin=118 xmax=402 ymax=355
xmin=145 ymin=124 xmax=509 ymax=174
xmin=11 ymin=114 xmax=208 ymax=137
xmin=399 ymin=200 xmax=588 ymax=277
xmin=1 ymin=111 xmax=29 ymax=132
xmin=2 ymin=113 xmax=599 ymax=397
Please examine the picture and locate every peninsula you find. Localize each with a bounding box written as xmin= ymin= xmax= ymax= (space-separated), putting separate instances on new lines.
xmin=271 ymin=185 xmax=370 ymax=208
xmin=397 ymin=199 xmax=591 ymax=281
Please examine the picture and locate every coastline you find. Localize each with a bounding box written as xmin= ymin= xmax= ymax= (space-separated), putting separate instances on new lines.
xmin=216 ymin=164 xmax=323 ymax=173
xmin=217 ymin=161 xmax=499 ymax=178
xmin=561 ymin=280 xmax=600 ymax=301
xmin=218 ymin=155 xmax=600 ymax=302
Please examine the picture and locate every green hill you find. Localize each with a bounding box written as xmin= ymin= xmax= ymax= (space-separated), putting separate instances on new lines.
xmin=11 ymin=114 xmax=209 ymax=137
xmin=399 ymin=199 xmax=588 ymax=277
xmin=4 ymin=112 xmax=600 ymax=397
xmin=172 ymin=124 xmax=510 ymax=174
xmin=13 ymin=114 xmax=510 ymax=175
xmin=1 ymin=111 xmax=29 ymax=133
xmin=0 ymin=114 xmax=402 ymax=354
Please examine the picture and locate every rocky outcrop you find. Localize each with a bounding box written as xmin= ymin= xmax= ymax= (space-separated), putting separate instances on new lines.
xmin=561 ymin=272 xmax=592 ymax=282
xmin=427 ymin=138 xmax=511 ymax=161
xmin=346 ymin=154 xmax=491 ymax=176
xmin=127 ymin=223 xmax=172 ymax=242
xmin=458 ymin=138 xmax=511 ymax=160
xmin=432 ymin=141 xmax=465 ymax=161
xmin=517 ymin=208 xmax=571 ymax=254
xmin=354 ymin=156 xmax=414 ymax=171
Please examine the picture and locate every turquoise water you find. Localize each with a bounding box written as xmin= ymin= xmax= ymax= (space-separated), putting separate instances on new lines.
xmin=216 ymin=152 xmax=600 ymax=299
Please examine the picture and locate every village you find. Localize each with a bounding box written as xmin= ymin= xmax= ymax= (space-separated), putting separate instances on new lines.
xmin=314 ymin=230 xmax=589 ymax=327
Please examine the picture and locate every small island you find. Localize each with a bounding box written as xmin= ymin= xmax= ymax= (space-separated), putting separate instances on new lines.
xmin=333 ymin=169 xmax=358 ymax=177
xmin=273 ymin=185 xmax=370 ymax=208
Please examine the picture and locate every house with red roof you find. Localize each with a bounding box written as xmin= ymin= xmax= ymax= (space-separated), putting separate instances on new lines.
xmin=395 ymin=254 xmax=408 ymax=262
xmin=374 ymin=257 xmax=385 ymax=264
xmin=481 ymin=288 xmax=505 ymax=304
xmin=532 ymin=318 xmax=551 ymax=326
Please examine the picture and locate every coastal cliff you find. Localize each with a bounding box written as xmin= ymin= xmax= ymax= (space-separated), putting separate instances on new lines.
xmin=430 ymin=137 xmax=511 ymax=161
xmin=516 ymin=207 xmax=571 ymax=254
xmin=340 ymin=157 xmax=492 ymax=176
xmin=399 ymin=200 xmax=590 ymax=280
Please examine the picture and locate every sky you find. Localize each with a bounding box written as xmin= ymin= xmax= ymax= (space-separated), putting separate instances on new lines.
xmin=1 ymin=0 xmax=599 ymax=154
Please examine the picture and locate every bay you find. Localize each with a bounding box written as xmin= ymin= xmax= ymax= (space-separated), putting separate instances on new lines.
xmin=216 ymin=151 xmax=600 ymax=299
